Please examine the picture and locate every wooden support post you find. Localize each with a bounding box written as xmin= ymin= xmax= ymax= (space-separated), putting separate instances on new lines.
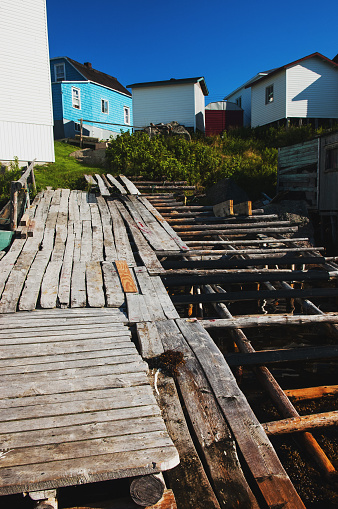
xmin=130 ymin=474 xmax=165 ymax=507
xmin=10 ymin=181 xmax=20 ymax=231
xmin=80 ymin=118 xmax=83 ymax=148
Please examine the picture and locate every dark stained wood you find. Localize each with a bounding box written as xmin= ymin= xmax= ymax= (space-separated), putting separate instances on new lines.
xmin=156 ymin=320 xmax=260 ymax=509
xmin=175 ymin=319 xmax=306 ymax=508
xmin=225 ymin=344 xmax=338 ymax=366
xmin=130 ymin=474 xmax=164 ymax=506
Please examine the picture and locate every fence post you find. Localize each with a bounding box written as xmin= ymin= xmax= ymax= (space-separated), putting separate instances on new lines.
xmin=10 ymin=182 xmax=19 ymax=231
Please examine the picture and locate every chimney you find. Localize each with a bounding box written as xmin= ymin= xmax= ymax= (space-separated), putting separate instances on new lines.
xmin=84 ymin=62 xmax=92 ymax=69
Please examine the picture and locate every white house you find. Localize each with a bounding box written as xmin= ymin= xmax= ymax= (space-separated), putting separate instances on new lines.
xmin=248 ymin=53 xmax=338 ymax=127
xmin=0 ymin=0 xmax=55 ymax=164
xmin=224 ymin=70 xmax=275 ymax=126
xmin=127 ymin=77 xmax=209 ymax=132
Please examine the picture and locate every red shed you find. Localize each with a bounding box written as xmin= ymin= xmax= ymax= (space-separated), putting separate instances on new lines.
xmin=205 ymin=101 xmax=243 ymax=136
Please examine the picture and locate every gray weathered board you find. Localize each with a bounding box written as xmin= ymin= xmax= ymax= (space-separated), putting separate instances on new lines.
xmin=0 ymin=309 xmax=179 ymax=496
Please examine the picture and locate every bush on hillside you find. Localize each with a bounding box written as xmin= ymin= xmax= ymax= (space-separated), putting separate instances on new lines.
xmin=106 ymin=130 xmax=278 ymax=200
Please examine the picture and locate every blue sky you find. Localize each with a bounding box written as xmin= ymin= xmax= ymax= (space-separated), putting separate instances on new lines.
xmin=46 ymin=0 xmax=338 ymax=104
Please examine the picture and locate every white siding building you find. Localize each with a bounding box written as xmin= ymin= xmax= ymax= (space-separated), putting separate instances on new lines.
xmin=0 ymin=0 xmax=55 ymax=164
xmin=224 ymin=71 xmax=275 ymax=126
xmin=250 ymin=53 xmax=338 ymax=127
xmin=128 ymin=77 xmax=208 ymax=132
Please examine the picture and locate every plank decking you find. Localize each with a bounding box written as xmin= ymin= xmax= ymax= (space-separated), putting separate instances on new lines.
xmin=1 ymin=174 xmax=336 ymax=507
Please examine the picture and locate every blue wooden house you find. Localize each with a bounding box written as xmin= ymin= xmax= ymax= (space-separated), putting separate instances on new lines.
xmin=50 ymin=57 xmax=132 ymax=140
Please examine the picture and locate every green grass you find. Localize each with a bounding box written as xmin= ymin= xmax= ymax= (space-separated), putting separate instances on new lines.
xmin=34 ymin=141 xmax=106 ymax=192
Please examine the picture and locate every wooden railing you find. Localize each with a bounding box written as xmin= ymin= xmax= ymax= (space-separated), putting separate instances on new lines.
xmin=10 ymin=160 xmax=36 ymax=230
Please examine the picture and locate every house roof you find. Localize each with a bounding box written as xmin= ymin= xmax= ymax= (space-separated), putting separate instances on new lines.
xmin=51 ymin=57 xmax=132 ymax=97
xmin=127 ymin=77 xmax=209 ymax=96
xmin=224 ymin=69 xmax=276 ymax=99
xmin=245 ymin=52 xmax=338 ymax=89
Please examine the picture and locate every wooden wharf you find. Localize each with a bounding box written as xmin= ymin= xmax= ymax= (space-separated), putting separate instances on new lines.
xmin=1 ymin=174 xmax=338 ymax=508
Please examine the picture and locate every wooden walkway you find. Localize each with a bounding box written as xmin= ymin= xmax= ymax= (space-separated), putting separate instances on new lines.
xmin=1 ymin=174 xmax=337 ymax=508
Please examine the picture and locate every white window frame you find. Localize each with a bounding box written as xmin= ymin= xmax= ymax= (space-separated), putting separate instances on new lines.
xmin=124 ymin=106 xmax=130 ymax=125
xmin=235 ymin=96 xmax=242 ymax=108
xmin=74 ymin=122 xmax=81 ymax=132
xmin=265 ymin=84 xmax=274 ymax=104
xmin=72 ymin=87 xmax=81 ymax=109
xmin=54 ymin=63 xmax=66 ymax=82
xmin=101 ymin=99 xmax=109 ymax=114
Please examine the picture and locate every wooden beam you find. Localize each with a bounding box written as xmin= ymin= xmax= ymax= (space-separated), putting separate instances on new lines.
xmin=263 ymin=411 xmax=338 ymax=436
xmin=199 ymin=313 xmax=338 ymax=329
xmin=161 ymin=270 xmax=330 ymax=286
xmin=171 ymin=287 xmax=338 ymax=305
xmin=225 ymin=344 xmax=338 ymax=366
xmin=161 ymin=255 xmax=326 ymax=269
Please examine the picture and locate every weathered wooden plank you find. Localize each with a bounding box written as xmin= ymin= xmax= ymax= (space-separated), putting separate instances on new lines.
xmin=71 ymin=260 xmax=87 ymax=307
xmin=138 ymin=196 xmax=190 ymax=252
xmin=101 ymin=261 xmax=125 ymax=307
xmin=94 ymin=174 xmax=110 ymax=196
xmin=0 ymin=361 xmax=148 ymax=387
xmin=90 ymin=203 xmax=104 ymax=261
xmin=84 ymin=174 xmax=97 ymax=185
xmin=115 ymin=260 xmax=138 ymax=293
xmin=86 ymin=261 xmax=105 ymax=307
xmin=0 ymin=384 xmax=154 ymax=410
xmin=80 ymin=220 xmax=93 ymax=262
xmin=175 ymin=319 xmax=305 ymax=509
xmin=0 ymin=445 xmax=179 ymax=496
xmin=127 ymin=293 xmax=152 ymax=323
xmin=0 ymin=431 xmax=173 ymax=469
xmin=0 ymin=329 xmax=130 ymax=346
xmin=200 ymin=313 xmax=338 ymax=329
xmin=0 ymin=339 xmax=135 ymax=360
xmin=153 ymin=372 xmax=222 ymax=509
xmin=114 ymin=200 xmax=164 ymax=272
xmin=119 ymin=174 xmax=141 ymax=195
xmin=96 ymin=196 xmax=118 ymax=260
xmin=106 ymin=199 xmax=136 ymax=266
xmin=156 ymin=320 xmax=259 ymax=508
xmin=18 ymin=249 xmax=52 ymax=310
xmin=150 ymin=276 xmax=179 ymax=320
xmin=106 ymin=174 xmax=127 ymax=194
xmin=134 ymin=267 xmax=166 ymax=321
xmin=58 ymin=231 xmax=75 ymax=308
xmin=0 ymin=415 xmax=165 ymax=450
xmin=40 ymin=260 xmax=63 ymax=308
xmin=0 ymin=352 xmax=140 ymax=375
xmin=0 ymin=372 xmax=148 ymax=400
xmin=136 ymin=322 xmax=165 ymax=359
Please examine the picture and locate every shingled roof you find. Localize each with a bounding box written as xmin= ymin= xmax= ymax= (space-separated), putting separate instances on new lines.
xmin=127 ymin=77 xmax=209 ymax=96
xmin=66 ymin=57 xmax=131 ymax=97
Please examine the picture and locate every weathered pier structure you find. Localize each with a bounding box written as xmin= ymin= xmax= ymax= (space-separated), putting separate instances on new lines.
xmin=0 ymin=175 xmax=337 ymax=508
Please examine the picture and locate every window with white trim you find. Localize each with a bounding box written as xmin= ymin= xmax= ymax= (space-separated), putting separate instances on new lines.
xmin=235 ymin=96 xmax=242 ymax=108
xmin=265 ymin=85 xmax=274 ymax=104
xmin=124 ymin=106 xmax=130 ymax=125
xmin=74 ymin=122 xmax=81 ymax=132
xmin=101 ymin=99 xmax=108 ymax=114
xmin=72 ymin=87 xmax=81 ymax=109
xmin=55 ymin=63 xmax=66 ymax=82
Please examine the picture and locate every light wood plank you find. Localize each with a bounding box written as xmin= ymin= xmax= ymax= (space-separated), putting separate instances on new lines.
xmin=101 ymin=261 xmax=125 ymax=307
xmin=86 ymin=261 xmax=105 ymax=307
xmin=106 ymin=174 xmax=127 ymax=194
xmin=115 ymin=260 xmax=138 ymax=293
xmin=71 ymin=260 xmax=87 ymax=307
xmin=127 ymin=293 xmax=152 ymax=323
